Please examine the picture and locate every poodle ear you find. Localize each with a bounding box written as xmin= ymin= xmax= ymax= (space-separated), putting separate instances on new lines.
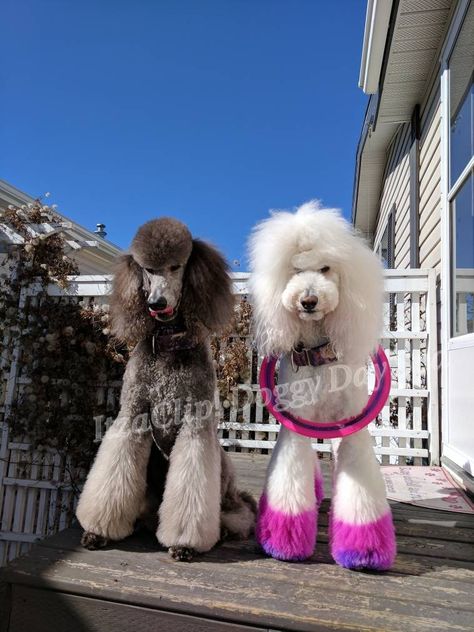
xmin=249 ymin=270 xmax=300 ymax=356
xmin=325 ymin=240 xmax=384 ymax=363
xmin=109 ymin=254 xmax=153 ymax=345
xmin=248 ymin=216 xmax=300 ymax=356
xmin=182 ymin=239 xmax=234 ymax=334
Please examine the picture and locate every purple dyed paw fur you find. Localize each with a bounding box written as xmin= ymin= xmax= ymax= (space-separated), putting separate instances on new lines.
xmin=330 ymin=511 xmax=396 ymax=570
xmin=256 ymin=494 xmax=317 ymax=561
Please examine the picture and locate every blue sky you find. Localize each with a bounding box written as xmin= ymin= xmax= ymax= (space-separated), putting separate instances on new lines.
xmin=1 ymin=0 xmax=368 ymax=268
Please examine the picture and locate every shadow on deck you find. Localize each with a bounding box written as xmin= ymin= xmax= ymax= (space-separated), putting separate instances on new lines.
xmin=1 ymin=453 xmax=473 ymax=632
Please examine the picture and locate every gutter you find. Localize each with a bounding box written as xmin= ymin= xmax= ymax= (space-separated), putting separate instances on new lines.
xmin=351 ymin=94 xmax=378 ymax=226
xmin=359 ymin=0 xmax=393 ymax=94
xmin=352 ymin=0 xmax=399 ymax=228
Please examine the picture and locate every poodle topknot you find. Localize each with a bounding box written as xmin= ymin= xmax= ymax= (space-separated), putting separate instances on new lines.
xmin=110 ymin=217 xmax=235 ymax=346
xmin=130 ymin=218 xmax=193 ymax=269
xmin=249 ymin=200 xmax=383 ymax=364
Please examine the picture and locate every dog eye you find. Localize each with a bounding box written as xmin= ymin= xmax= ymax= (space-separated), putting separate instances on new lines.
xmin=320 ymin=266 xmax=330 ymax=273
xmin=170 ymin=264 xmax=181 ymax=272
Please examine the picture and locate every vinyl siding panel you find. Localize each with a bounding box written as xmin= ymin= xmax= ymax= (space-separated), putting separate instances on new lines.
xmin=419 ymin=88 xmax=442 ymax=275
xmin=422 ymin=248 xmax=442 ymax=271
xmin=420 ymin=142 xmax=441 ymax=205
xmin=374 ymin=122 xmax=412 ymax=269
xmin=373 ymin=80 xmax=442 ymax=274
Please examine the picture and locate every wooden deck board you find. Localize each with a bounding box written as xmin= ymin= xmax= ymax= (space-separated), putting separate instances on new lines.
xmin=1 ymin=454 xmax=474 ymax=632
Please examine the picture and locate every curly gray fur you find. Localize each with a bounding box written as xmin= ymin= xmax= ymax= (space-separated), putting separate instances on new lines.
xmin=76 ymin=217 xmax=256 ymax=561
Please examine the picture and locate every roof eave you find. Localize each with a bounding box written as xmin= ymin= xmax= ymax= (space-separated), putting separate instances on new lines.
xmin=353 ymin=0 xmax=454 ymax=234
xmin=351 ymin=94 xmax=379 ymax=228
xmin=0 ymin=179 xmax=122 ymax=256
xmin=358 ymin=0 xmax=393 ymax=94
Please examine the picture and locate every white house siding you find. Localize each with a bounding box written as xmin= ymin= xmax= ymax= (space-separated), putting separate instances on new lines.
xmin=419 ymin=84 xmax=442 ymax=273
xmin=374 ymin=122 xmax=412 ymax=269
xmin=373 ymin=76 xmax=442 ymax=276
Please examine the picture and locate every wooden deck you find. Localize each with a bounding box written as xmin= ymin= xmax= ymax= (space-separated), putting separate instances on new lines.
xmin=1 ymin=453 xmax=474 ymax=632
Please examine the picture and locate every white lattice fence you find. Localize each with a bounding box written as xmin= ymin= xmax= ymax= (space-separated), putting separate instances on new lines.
xmin=0 ymin=269 xmax=438 ymax=565
xmin=219 ymin=270 xmax=438 ymax=465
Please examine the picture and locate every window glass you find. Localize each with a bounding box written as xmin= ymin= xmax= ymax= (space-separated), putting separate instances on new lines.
xmin=449 ymin=2 xmax=474 ymax=187
xmin=452 ymin=171 xmax=474 ymax=336
xmin=379 ymin=227 xmax=389 ymax=268
xmin=378 ymin=211 xmax=394 ymax=269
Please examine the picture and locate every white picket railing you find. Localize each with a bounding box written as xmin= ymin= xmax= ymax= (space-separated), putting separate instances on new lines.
xmin=0 ymin=269 xmax=438 ymax=564
xmin=218 ymin=269 xmax=439 ymax=465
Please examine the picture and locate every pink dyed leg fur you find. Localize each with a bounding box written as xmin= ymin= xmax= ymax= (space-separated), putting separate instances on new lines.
xmin=256 ymin=476 xmax=324 ymax=561
xmin=330 ymin=510 xmax=396 ymax=570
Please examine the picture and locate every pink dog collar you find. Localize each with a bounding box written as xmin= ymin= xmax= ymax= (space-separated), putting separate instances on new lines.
xmin=259 ymin=346 xmax=391 ymax=439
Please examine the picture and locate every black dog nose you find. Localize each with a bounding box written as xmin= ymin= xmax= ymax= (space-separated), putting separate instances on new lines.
xmin=301 ymin=295 xmax=318 ymax=312
xmin=148 ymin=297 xmax=167 ymax=310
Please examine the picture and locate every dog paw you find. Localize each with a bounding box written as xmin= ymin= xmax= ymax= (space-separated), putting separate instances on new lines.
xmin=81 ymin=531 xmax=109 ymax=550
xmin=330 ymin=512 xmax=396 ymax=571
xmin=169 ymin=546 xmax=195 ymax=562
xmin=256 ymin=494 xmax=317 ymax=561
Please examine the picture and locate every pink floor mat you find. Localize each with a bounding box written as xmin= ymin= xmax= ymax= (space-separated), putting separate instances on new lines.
xmin=382 ymin=466 xmax=474 ymax=514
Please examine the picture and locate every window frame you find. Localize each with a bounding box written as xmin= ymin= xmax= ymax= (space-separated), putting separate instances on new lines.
xmin=376 ymin=206 xmax=395 ymax=269
xmin=439 ymin=0 xmax=474 ymax=474
xmin=444 ymin=1 xmax=474 ymax=339
xmin=441 ymin=0 xmax=474 ymax=348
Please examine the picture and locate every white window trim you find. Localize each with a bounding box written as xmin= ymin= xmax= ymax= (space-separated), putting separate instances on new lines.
xmin=439 ymin=0 xmax=473 ymax=457
xmin=449 ymin=155 xmax=474 ymax=200
xmin=374 ymin=205 xmax=395 ymax=267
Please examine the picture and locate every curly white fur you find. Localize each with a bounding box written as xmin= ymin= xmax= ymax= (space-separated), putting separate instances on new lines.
xmin=249 ymin=201 xmax=395 ymax=568
xmin=249 ymin=200 xmax=383 ymax=363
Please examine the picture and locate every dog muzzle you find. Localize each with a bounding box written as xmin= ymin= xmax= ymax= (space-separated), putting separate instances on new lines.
xmin=149 ymin=305 xmax=175 ymax=321
xmin=148 ymin=294 xmax=182 ymax=322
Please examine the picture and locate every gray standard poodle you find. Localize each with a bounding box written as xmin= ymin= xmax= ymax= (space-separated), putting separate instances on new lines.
xmin=76 ymin=218 xmax=256 ymax=561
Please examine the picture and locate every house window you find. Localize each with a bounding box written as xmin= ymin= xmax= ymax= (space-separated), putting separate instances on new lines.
xmin=452 ymin=173 xmax=474 ymax=335
xmin=378 ymin=208 xmax=395 ymax=268
xmin=449 ymin=2 xmax=474 ymax=337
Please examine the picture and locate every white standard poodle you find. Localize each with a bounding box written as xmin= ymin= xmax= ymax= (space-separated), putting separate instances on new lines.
xmin=249 ymin=201 xmax=396 ymax=570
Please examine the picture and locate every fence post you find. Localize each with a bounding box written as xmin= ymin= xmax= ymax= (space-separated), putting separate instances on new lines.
xmin=0 ymin=285 xmax=27 ymax=563
xmin=426 ymin=268 xmax=440 ymax=465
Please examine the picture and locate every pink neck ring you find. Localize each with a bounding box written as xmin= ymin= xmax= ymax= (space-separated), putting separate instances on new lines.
xmin=259 ymin=346 xmax=391 ymax=439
